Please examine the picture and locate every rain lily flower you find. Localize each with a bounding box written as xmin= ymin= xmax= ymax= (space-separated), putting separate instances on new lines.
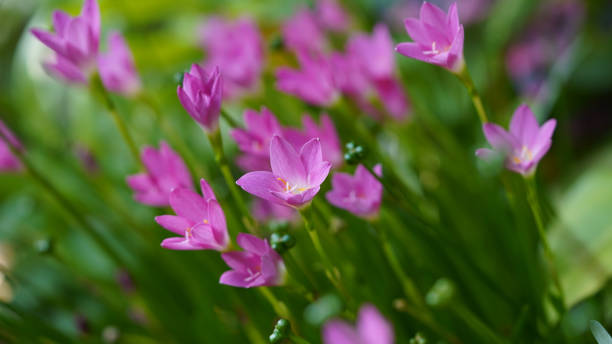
xmin=276 ymin=50 xmax=338 ymax=106
xmin=476 ymin=104 xmax=556 ymax=176
xmin=155 ymin=179 xmax=229 ymax=251
xmin=252 ymin=199 xmax=296 ymax=223
xmin=177 ymin=64 xmax=223 ymax=133
xmin=326 ymin=164 xmax=382 ymax=219
xmin=348 ymin=24 xmax=395 ymax=81
xmin=31 ymin=0 xmax=100 ymax=83
xmin=395 ymin=2 xmax=465 ymax=73
xmin=199 ymin=17 xmax=264 ymax=99
xmin=220 ymin=233 xmax=286 ymax=288
xmin=97 ymin=32 xmax=141 ymax=97
xmin=315 ymin=0 xmax=349 ymax=32
xmin=0 ymin=120 xmax=22 ymax=172
xmin=282 ymin=9 xmax=326 ymax=54
xmin=230 ymin=107 xmax=283 ymax=171
xmin=126 ymin=142 xmax=193 ymax=207
xmin=323 ymin=303 xmax=394 ymax=344
xmin=236 ymin=135 xmax=331 ymax=208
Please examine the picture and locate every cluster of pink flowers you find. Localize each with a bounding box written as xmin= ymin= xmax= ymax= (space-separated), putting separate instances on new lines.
xmin=31 ymin=0 xmax=140 ymax=96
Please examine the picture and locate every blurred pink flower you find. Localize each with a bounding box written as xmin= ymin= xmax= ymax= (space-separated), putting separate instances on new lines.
xmin=199 ymin=17 xmax=264 ymax=99
xmin=476 ymin=104 xmax=556 ymax=176
xmin=276 ymin=50 xmax=338 ymax=106
xmin=396 ymin=2 xmax=465 ymax=72
xmin=177 ymin=64 xmax=223 ymax=133
xmin=220 ymin=233 xmax=286 ymax=288
xmin=126 ymin=142 xmax=193 ymax=207
xmin=326 ymin=164 xmax=382 ymax=219
xmin=292 ymin=114 xmax=343 ymax=168
xmin=373 ymin=78 xmax=412 ymax=121
xmin=348 ymin=24 xmax=395 ymax=80
xmin=282 ymin=9 xmax=327 ymax=54
xmin=315 ymin=0 xmax=350 ymax=32
xmin=230 ymin=107 xmax=282 ymax=171
xmin=97 ymin=32 xmax=141 ymax=96
xmin=236 ymin=136 xmax=331 ymax=208
xmin=252 ymin=199 xmax=296 ymax=223
xmin=155 ymin=179 xmax=229 ymax=251
xmin=31 ymin=0 xmax=100 ymax=83
xmin=323 ymin=303 xmax=394 ymax=344
xmin=0 ymin=120 xmax=22 ymax=172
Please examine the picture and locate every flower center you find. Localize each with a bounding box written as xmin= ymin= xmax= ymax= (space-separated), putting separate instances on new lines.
xmin=512 ymin=146 xmax=533 ymax=164
xmin=245 ymin=268 xmax=262 ymax=282
xmin=185 ymin=219 xmax=208 ymax=239
xmin=423 ymin=41 xmax=449 ymax=56
xmin=277 ymin=177 xmax=308 ymax=194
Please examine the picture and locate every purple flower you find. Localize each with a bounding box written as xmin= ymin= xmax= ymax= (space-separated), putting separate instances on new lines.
xmin=177 ymin=64 xmax=223 ymax=133
xmin=476 ymin=104 xmax=556 ymax=176
xmin=326 ymin=164 xmax=382 ymax=219
xmin=155 ymin=179 xmax=229 ymax=251
xmin=219 ymin=233 xmax=286 ymax=288
xmin=282 ymin=9 xmax=327 ymax=54
xmin=199 ymin=17 xmax=264 ymax=100
xmin=230 ymin=107 xmax=283 ymax=171
xmin=97 ymin=32 xmax=141 ymax=96
xmin=276 ymin=50 xmax=338 ymax=106
xmin=323 ymin=303 xmax=394 ymax=344
xmin=395 ymin=2 xmax=465 ymax=73
xmin=0 ymin=120 xmax=22 ymax=172
xmin=315 ymin=0 xmax=350 ymax=32
xmin=126 ymin=142 xmax=193 ymax=207
xmin=31 ymin=0 xmax=100 ymax=83
xmin=236 ymin=135 xmax=331 ymax=208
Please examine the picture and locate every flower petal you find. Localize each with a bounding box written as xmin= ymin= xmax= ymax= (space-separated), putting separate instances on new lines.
xmin=357 ymin=304 xmax=394 ymax=344
xmin=270 ymin=135 xmax=307 ymax=184
xmin=155 ymin=215 xmax=189 ymax=236
xmin=236 ymin=171 xmax=283 ymax=203
xmin=169 ymin=187 xmax=208 ymax=223
xmin=510 ymin=104 xmax=539 ymax=147
xmin=322 ymin=319 xmax=360 ymax=344
xmin=482 ymin=123 xmax=518 ymax=152
xmin=219 ymin=270 xmax=250 ymax=288
xmin=236 ymin=233 xmax=268 ymax=256
xmin=161 ymin=237 xmax=200 ymax=250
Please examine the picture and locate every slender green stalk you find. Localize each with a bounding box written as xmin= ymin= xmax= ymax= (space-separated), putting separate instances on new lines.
xmin=207 ymin=130 xmax=258 ymax=233
xmin=455 ymin=65 xmax=489 ymax=124
xmin=0 ymin=129 xmax=123 ymax=267
xmin=220 ymin=107 xmax=240 ymax=128
xmin=524 ymin=176 xmax=565 ymax=312
xmin=258 ymin=287 xmax=295 ymax=329
xmin=452 ymin=304 xmax=508 ymax=344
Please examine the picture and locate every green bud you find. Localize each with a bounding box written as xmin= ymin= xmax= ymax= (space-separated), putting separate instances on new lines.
xmin=425 ymin=278 xmax=455 ymax=307
xmin=344 ymin=142 xmax=367 ymax=165
xmin=409 ymin=332 xmax=427 ymax=344
xmin=279 ymin=234 xmax=296 ymax=249
xmin=275 ymin=318 xmax=290 ymax=334
xmin=269 ymin=329 xmax=283 ymax=344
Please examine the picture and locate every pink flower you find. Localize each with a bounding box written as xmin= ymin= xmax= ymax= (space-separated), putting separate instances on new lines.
xmin=220 ymin=233 xmax=286 ymax=288
xmin=372 ymin=78 xmax=412 ymax=121
xmin=155 ymin=179 xmax=229 ymax=251
xmin=348 ymin=24 xmax=395 ymax=81
xmin=177 ymin=64 xmax=223 ymax=133
xmin=126 ymin=142 xmax=193 ymax=207
xmin=395 ymin=2 xmax=465 ymax=73
xmin=323 ymin=303 xmax=394 ymax=344
xmin=252 ymin=199 xmax=296 ymax=223
xmin=276 ymin=50 xmax=338 ymax=106
xmin=315 ymin=0 xmax=350 ymax=32
xmin=282 ymin=9 xmax=326 ymax=54
xmin=199 ymin=17 xmax=264 ymax=100
xmin=329 ymin=51 xmax=371 ymax=98
xmin=476 ymin=104 xmax=556 ymax=176
xmin=236 ymin=136 xmax=331 ymax=208
xmin=97 ymin=32 xmax=141 ymax=96
xmin=284 ymin=114 xmax=343 ymax=168
xmin=31 ymin=0 xmax=100 ymax=83
xmin=326 ymin=164 xmax=382 ymax=219
xmin=230 ymin=107 xmax=283 ymax=171
xmin=0 ymin=120 xmax=22 ymax=172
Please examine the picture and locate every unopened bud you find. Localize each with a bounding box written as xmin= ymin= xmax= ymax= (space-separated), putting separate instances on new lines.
xmin=344 ymin=142 xmax=366 ymax=165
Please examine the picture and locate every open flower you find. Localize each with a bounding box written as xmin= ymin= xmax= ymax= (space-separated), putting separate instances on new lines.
xmin=0 ymin=120 xmax=22 ymax=172
xmin=97 ymin=32 xmax=141 ymax=96
xmin=395 ymin=2 xmax=464 ymax=73
xmin=236 ymin=135 xmax=331 ymax=208
xmin=326 ymin=164 xmax=382 ymax=219
xmin=177 ymin=64 xmax=223 ymax=133
xmin=30 ymin=0 xmax=100 ymax=83
xmin=476 ymin=104 xmax=556 ymax=176
xmin=220 ymin=233 xmax=286 ymax=288
xmin=155 ymin=179 xmax=229 ymax=251
xmin=323 ymin=303 xmax=394 ymax=344
xmin=230 ymin=107 xmax=283 ymax=171
xmin=126 ymin=142 xmax=193 ymax=207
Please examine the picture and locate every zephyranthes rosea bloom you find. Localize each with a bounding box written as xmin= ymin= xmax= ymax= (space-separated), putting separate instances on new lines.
xmin=177 ymin=64 xmax=223 ymax=133
xmin=0 ymin=120 xmax=22 ymax=172
xmin=199 ymin=17 xmax=264 ymax=100
xmin=155 ymin=179 xmax=229 ymax=251
xmin=395 ymin=2 xmax=465 ymax=73
xmin=326 ymin=164 xmax=382 ymax=219
xmin=282 ymin=9 xmax=327 ymax=54
xmin=230 ymin=107 xmax=283 ymax=171
xmin=97 ymin=32 xmax=141 ymax=97
xmin=323 ymin=303 xmax=394 ymax=344
xmin=220 ymin=233 xmax=286 ymax=288
xmin=31 ymin=0 xmax=100 ymax=83
xmin=126 ymin=142 xmax=193 ymax=207
xmin=476 ymin=104 xmax=556 ymax=176
xmin=236 ymin=135 xmax=331 ymax=208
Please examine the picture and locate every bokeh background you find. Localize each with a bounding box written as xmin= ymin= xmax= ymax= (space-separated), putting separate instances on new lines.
xmin=1 ymin=0 xmax=612 ymax=343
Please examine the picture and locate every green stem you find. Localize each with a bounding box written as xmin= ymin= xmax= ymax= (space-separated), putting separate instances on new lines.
xmin=525 ymin=176 xmax=565 ymax=312
xmin=258 ymin=287 xmax=298 ymax=334
xmin=220 ymin=107 xmax=240 ymax=128
xmin=207 ymin=130 xmax=258 ymax=234
xmin=0 ymin=129 xmax=123 ymax=267
xmin=455 ymin=65 xmax=489 ymax=124
xmin=452 ymin=304 xmax=507 ymax=344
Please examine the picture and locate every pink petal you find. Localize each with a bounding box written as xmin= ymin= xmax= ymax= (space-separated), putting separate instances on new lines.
xmin=52 ymin=10 xmax=71 ymax=36
xmin=270 ymin=136 xmax=307 ymax=184
xmin=155 ymin=215 xmax=189 ymax=236
xmin=357 ymin=304 xmax=394 ymax=344
xmin=207 ymin=200 xmax=228 ymax=247
xmin=420 ymin=2 xmax=448 ymax=29
xmin=236 ymin=171 xmax=283 ymax=203
xmin=510 ymin=104 xmax=539 ymax=147
xmin=236 ymin=233 xmax=268 ymax=256
xmin=219 ymin=270 xmax=250 ymax=288
xmin=221 ymin=251 xmax=258 ymax=272
xmin=482 ymin=123 xmax=518 ymax=152
xmin=447 ymin=3 xmax=460 ymax=31
xmin=299 ymin=138 xmax=324 ymax=175
xmin=169 ymin=187 xmax=208 ymax=223
xmin=30 ymin=29 xmax=64 ymax=55
xmin=395 ymin=42 xmax=429 ymax=63
xmin=322 ymin=320 xmax=360 ymax=344
xmin=161 ymin=237 xmax=200 ymax=250
xmin=533 ymin=119 xmax=557 ymax=153
xmin=200 ymin=178 xmax=216 ymax=201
